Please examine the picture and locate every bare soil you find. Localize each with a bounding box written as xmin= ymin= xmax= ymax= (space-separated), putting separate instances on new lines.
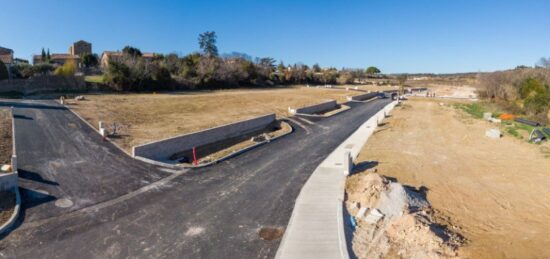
xmin=0 ymin=108 xmax=12 ymax=166
xmin=351 ymin=98 xmax=550 ymax=258
xmin=68 ymin=87 xmax=356 ymax=152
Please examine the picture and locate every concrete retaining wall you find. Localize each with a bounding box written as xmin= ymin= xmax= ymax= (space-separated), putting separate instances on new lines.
xmin=0 ymin=173 xmax=18 ymax=191
xmin=347 ymin=92 xmax=381 ymax=101
xmin=0 ymin=75 xmax=86 ymax=95
xmin=289 ymin=100 xmax=338 ymax=115
xmin=133 ymin=113 xmax=276 ymax=161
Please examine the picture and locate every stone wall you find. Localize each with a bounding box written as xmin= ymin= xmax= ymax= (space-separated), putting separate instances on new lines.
xmin=133 ymin=114 xmax=276 ymax=161
xmin=289 ymin=100 xmax=338 ymax=115
xmin=0 ymin=75 xmax=87 ymax=95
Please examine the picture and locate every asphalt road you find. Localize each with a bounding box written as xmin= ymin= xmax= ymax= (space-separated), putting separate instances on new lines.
xmin=0 ymin=98 xmax=391 ymax=258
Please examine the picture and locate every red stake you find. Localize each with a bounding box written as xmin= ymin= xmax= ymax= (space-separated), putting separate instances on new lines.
xmin=192 ymin=146 xmax=198 ymax=165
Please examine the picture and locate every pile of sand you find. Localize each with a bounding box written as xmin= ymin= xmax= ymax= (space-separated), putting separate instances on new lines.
xmin=346 ymin=173 xmax=462 ymax=258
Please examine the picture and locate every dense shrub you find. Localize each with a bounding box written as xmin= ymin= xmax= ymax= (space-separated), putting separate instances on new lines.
xmin=54 ymin=61 xmax=76 ymax=76
xmin=478 ymin=68 xmax=550 ymax=124
xmin=0 ymin=60 xmax=8 ymax=80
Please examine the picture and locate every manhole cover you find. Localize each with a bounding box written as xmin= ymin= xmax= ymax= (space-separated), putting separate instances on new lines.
xmin=55 ymin=198 xmax=74 ymax=208
xmin=258 ymin=227 xmax=284 ymax=241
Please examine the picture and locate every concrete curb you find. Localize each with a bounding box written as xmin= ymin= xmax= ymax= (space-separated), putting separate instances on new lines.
xmin=275 ymin=100 xmax=398 ymax=259
xmin=0 ymin=186 xmax=21 ymax=235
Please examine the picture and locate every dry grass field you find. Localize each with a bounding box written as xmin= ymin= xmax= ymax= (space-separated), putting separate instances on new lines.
xmin=351 ymin=98 xmax=550 ymax=258
xmin=68 ymin=86 xmax=358 ymax=152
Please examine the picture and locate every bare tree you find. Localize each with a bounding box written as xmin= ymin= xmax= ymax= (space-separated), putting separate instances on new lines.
xmin=536 ymin=57 xmax=550 ymax=68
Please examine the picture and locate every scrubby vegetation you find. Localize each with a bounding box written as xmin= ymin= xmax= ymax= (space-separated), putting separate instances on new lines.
xmin=478 ymin=66 xmax=550 ymax=124
xmin=102 ymin=31 xmax=381 ymax=92
xmin=0 ymin=60 xmax=8 ymax=80
xmin=54 ymin=60 xmax=76 ymax=76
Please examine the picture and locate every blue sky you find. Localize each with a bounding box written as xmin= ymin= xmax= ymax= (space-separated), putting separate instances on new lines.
xmin=1 ymin=0 xmax=549 ymax=73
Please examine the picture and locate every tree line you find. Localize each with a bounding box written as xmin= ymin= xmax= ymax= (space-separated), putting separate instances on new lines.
xmin=102 ymin=31 xmax=383 ymax=91
xmin=478 ymin=58 xmax=550 ymax=123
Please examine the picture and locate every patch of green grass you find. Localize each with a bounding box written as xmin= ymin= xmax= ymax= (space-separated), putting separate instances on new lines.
xmin=506 ymin=127 xmax=522 ymax=139
xmin=85 ymin=75 xmax=104 ymax=84
xmin=514 ymin=122 xmax=535 ymax=133
xmin=454 ymin=103 xmax=485 ymax=119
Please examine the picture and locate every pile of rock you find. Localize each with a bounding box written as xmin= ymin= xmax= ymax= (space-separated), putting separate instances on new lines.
xmin=346 ymin=173 xmax=462 ymax=258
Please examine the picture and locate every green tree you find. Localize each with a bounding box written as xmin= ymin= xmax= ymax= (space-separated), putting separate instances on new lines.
xmin=81 ymin=53 xmax=99 ymax=68
xmin=520 ymin=78 xmax=547 ymax=99
xmin=46 ymin=48 xmax=51 ymax=61
xmin=41 ymin=48 xmax=46 ymax=62
xmin=198 ymin=31 xmax=218 ymax=57
xmin=122 ymin=46 xmax=143 ymax=57
xmin=312 ymin=63 xmax=321 ymax=73
xmin=366 ymin=66 xmax=381 ymax=75
xmin=0 ymin=60 xmax=8 ymax=80
xmin=104 ymin=61 xmax=132 ymax=91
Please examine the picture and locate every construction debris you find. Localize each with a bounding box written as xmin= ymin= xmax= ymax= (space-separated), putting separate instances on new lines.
xmin=515 ymin=118 xmax=541 ymax=127
xmin=489 ymin=117 xmax=501 ymax=124
xmin=483 ymin=112 xmax=492 ymax=121
xmin=529 ymin=129 xmax=546 ymax=143
xmin=1 ymin=164 xmax=11 ymax=172
xmin=346 ymin=173 xmax=462 ymax=258
xmin=485 ymin=129 xmax=501 ymax=139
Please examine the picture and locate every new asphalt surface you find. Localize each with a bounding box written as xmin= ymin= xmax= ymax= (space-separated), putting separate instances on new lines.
xmin=0 ymin=97 xmax=390 ymax=258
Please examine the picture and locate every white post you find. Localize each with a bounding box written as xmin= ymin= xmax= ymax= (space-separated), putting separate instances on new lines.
xmin=11 ymin=155 xmax=17 ymax=173
xmin=343 ymin=151 xmax=352 ymax=175
xmin=99 ymin=121 xmax=103 ymax=129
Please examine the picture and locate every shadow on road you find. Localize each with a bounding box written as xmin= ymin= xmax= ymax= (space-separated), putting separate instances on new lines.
xmin=18 ymin=169 xmax=59 ymax=186
xmin=13 ymin=114 xmax=33 ymax=120
xmin=0 ymin=101 xmax=66 ymax=111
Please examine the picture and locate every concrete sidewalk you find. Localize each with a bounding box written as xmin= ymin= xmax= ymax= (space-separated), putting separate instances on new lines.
xmin=276 ymin=100 xmax=398 ymax=259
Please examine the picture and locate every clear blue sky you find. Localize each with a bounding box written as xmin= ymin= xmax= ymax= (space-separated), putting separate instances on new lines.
xmin=1 ymin=0 xmax=549 ymax=73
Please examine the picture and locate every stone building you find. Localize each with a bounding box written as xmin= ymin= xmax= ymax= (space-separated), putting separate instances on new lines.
xmin=0 ymin=46 xmax=14 ymax=64
xmin=34 ymin=40 xmax=92 ymax=66
xmin=69 ymin=40 xmax=92 ymax=56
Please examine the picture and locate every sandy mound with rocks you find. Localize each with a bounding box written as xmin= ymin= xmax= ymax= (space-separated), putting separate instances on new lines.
xmin=346 ymin=173 xmax=463 ymax=258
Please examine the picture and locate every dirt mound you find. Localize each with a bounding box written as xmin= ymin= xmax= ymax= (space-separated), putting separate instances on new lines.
xmin=346 ymin=173 xmax=462 ymax=258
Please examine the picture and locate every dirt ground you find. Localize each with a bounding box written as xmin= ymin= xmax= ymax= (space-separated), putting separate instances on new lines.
xmin=68 ymin=86 xmax=358 ymax=151
xmin=352 ymin=98 xmax=550 ymax=258
xmin=0 ymin=108 xmax=12 ymax=166
xmin=0 ymin=191 xmax=15 ymax=225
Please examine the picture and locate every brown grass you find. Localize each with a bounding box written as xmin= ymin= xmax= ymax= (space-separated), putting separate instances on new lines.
xmin=0 ymin=108 xmax=12 ymax=166
xmin=68 ymin=87 xmax=357 ymax=152
xmin=353 ymin=98 xmax=550 ymax=258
